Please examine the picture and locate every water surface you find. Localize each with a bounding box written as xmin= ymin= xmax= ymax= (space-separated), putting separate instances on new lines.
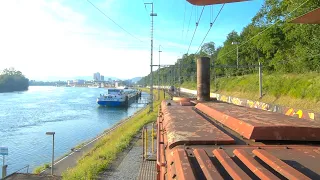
xmin=0 ymin=86 xmax=147 ymax=175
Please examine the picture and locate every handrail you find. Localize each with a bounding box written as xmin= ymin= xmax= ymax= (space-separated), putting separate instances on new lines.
xmin=8 ymin=165 xmax=29 ymax=176
xmin=157 ymin=118 xmax=166 ymax=167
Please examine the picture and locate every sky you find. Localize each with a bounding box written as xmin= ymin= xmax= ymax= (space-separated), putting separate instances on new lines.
xmin=0 ymin=0 xmax=264 ymax=81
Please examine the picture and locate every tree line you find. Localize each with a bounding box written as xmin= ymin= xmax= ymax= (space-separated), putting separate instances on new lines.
xmin=0 ymin=68 xmax=29 ymax=93
xmin=138 ymin=0 xmax=320 ymax=86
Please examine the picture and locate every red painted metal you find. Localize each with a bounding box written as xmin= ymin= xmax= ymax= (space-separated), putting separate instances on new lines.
xmin=193 ymin=149 xmax=223 ymax=180
xmin=253 ymin=149 xmax=312 ymax=180
xmin=291 ymin=7 xmax=320 ymax=24
xmin=156 ymin=100 xmax=320 ymax=180
xmin=187 ymin=0 xmax=248 ymax=5
xmin=233 ymin=149 xmax=280 ymax=180
xmin=179 ymin=101 xmax=194 ymax=106
xmin=157 ymin=117 xmax=166 ymax=167
xmin=195 ymin=102 xmax=320 ymax=141
xmin=160 ymin=145 xmax=320 ymax=179
xmin=172 ymin=97 xmax=191 ymax=102
xmin=173 ymin=149 xmax=196 ymax=180
xmin=161 ymin=101 xmax=235 ymax=149
xmin=213 ymin=149 xmax=251 ymax=180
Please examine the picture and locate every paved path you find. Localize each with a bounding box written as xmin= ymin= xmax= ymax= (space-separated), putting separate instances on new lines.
xmin=41 ymin=108 xmax=146 ymax=176
xmin=98 ymin=123 xmax=156 ymax=180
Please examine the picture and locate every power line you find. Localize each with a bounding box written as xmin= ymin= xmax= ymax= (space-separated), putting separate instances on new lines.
xmin=218 ymin=0 xmax=311 ymax=59
xmin=195 ymin=4 xmax=225 ymax=54
xmin=181 ymin=1 xmax=187 ymax=41
xmin=185 ymin=6 xmax=194 ymax=40
xmin=187 ymin=6 xmax=205 ymax=54
xmin=87 ymin=0 xmax=144 ymax=43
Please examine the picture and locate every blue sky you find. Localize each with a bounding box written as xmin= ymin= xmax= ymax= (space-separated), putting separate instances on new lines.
xmin=0 ymin=0 xmax=264 ymax=80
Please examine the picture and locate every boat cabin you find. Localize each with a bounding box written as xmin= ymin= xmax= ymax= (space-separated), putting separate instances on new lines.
xmin=107 ymin=88 xmax=123 ymax=95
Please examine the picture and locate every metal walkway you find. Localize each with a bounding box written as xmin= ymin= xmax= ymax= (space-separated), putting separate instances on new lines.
xmin=138 ymin=160 xmax=157 ymax=180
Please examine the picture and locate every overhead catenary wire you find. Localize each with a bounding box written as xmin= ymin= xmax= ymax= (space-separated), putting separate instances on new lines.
xmin=185 ymin=6 xmax=194 ymax=40
xmin=87 ymin=0 xmax=144 ymax=43
xmin=187 ymin=5 xmax=205 ymax=54
xmin=181 ymin=1 xmax=187 ymax=40
xmin=195 ymin=4 xmax=225 ymax=54
xmin=218 ymin=0 xmax=312 ymax=59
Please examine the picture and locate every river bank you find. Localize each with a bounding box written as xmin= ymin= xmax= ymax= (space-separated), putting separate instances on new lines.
xmin=61 ymin=89 xmax=164 ymax=179
xmin=38 ymin=106 xmax=148 ymax=176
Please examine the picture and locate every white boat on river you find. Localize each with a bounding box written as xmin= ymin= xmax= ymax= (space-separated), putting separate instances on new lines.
xmin=97 ymin=88 xmax=141 ymax=107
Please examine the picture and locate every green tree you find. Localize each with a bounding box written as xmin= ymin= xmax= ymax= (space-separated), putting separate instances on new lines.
xmin=0 ymin=68 xmax=29 ymax=93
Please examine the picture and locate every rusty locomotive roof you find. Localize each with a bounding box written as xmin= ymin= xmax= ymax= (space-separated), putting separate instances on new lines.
xmin=157 ymin=99 xmax=320 ymax=180
xmin=196 ymin=102 xmax=320 ymax=141
xmin=187 ymin=0 xmax=248 ymax=5
xmin=291 ymin=7 xmax=320 ymax=24
xmin=165 ymin=145 xmax=320 ymax=179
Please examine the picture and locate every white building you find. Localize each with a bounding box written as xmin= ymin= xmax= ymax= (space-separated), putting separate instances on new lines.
xmin=74 ymin=79 xmax=85 ymax=85
xmin=67 ymin=80 xmax=73 ymax=86
xmin=93 ymin=72 xmax=100 ymax=81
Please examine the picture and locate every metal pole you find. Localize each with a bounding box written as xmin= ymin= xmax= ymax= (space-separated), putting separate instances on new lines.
xmin=173 ymin=66 xmax=175 ymax=86
xmin=213 ymin=60 xmax=217 ymax=92
xmin=145 ymin=128 xmax=148 ymax=158
xmin=236 ymin=45 xmax=239 ymax=69
xmin=158 ymin=45 xmax=161 ymax=100
xmin=2 ymin=162 xmax=7 ymax=179
xmin=142 ymin=127 xmax=145 ymax=161
xmin=150 ymin=7 xmax=153 ymax=112
xmin=51 ymin=134 xmax=55 ymax=175
xmin=144 ymin=2 xmax=157 ymax=112
xmin=142 ymin=127 xmax=145 ymax=160
xmin=259 ymin=62 xmax=263 ymax=98
xmin=179 ymin=60 xmax=181 ymax=96
xmin=152 ymin=123 xmax=154 ymax=154
xmin=2 ymin=155 xmax=4 ymax=167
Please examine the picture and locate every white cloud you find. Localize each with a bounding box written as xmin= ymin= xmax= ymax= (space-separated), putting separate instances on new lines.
xmin=0 ymin=0 xmax=181 ymax=80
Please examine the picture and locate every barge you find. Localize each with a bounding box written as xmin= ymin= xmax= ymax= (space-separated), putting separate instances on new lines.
xmin=97 ymin=88 xmax=141 ymax=107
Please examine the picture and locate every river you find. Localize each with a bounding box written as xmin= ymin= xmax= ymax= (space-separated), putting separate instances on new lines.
xmin=0 ymin=86 xmax=148 ymax=175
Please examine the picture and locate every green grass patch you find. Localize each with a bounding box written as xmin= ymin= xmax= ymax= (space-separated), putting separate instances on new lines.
xmin=62 ymin=90 xmax=166 ymax=180
xmin=33 ymin=163 xmax=50 ymax=174
xmin=181 ymin=72 xmax=320 ymax=112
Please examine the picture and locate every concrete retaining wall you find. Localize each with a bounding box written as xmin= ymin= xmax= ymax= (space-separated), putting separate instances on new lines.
xmin=179 ymin=88 xmax=318 ymax=121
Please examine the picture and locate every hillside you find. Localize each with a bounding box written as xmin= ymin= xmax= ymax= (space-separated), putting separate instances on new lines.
xmin=181 ymin=73 xmax=320 ymax=112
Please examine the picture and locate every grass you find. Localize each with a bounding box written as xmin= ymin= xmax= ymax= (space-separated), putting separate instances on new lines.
xmin=74 ymin=142 xmax=86 ymax=150
xmin=61 ymin=88 xmax=166 ymax=180
xmin=181 ymin=73 xmax=320 ymax=112
xmin=33 ymin=163 xmax=50 ymax=174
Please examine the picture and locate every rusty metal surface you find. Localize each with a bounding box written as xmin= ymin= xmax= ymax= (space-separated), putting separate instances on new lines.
xmin=187 ymin=0 xmax=248 ymax=5
xmin=161 ymin=101 xmax=235 ymax=149
xmin=291 ymin=7 xmax=320 ymax=24
xmin=157 ymin=100 xmax=320 ymax=180
xmin=252 ymin=149 xmax=311 ymax=180
xmin=172 ymin=97 xmax=191 ymax=103
xmin=138 ymin=160 xmax=157 ymax=180
xmin=213 ymin=149 xmax=251 ymax=179
xmin=179 ymin=101 xmax=194 ymax=106
xmin=163 ymin=145 xmax=320 ymax=180
xmin=233 ymin=149 xmax=280 ymax=180
xmin=195 ymin=102 xmax=320 ymax=141
xmin=193 ymin=149 xmax=224 ymax=180
xmin=197 ymin=57 xmax=210 ymax=101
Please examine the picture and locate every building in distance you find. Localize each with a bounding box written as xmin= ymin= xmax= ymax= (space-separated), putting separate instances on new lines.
xmin=93 ymin=72 xmax=100 ymax=81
